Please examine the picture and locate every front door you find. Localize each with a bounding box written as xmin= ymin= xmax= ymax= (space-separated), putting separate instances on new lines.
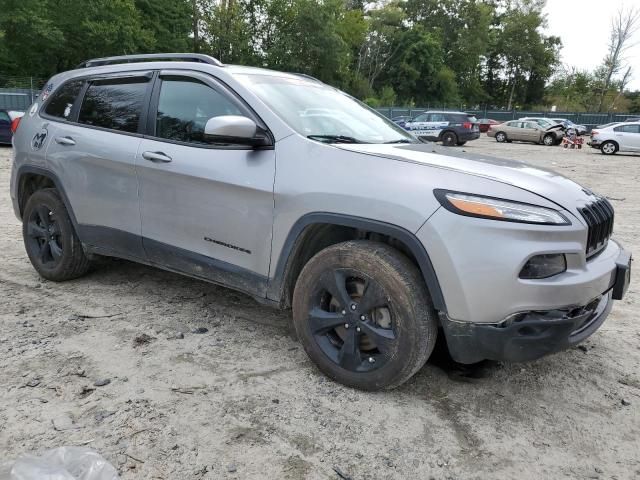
xmin=615 ymin=124 xmax=640 ymax=151
xmin=136 ymin=71 xmax=276 ymax=296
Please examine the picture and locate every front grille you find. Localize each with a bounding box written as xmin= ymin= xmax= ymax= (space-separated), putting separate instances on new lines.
xmin=579 ymin=198 xmax=614 ymax=257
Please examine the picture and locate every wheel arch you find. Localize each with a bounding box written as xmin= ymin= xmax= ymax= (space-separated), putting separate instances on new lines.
xmin=267 ymin=213 xmax=447 ymax=314
xmin=16 ymin=166 xmax=78 ymax=228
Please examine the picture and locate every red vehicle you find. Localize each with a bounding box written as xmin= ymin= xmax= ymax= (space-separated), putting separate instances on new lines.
xmin=478 ymin=118 xmax=500 ymax=133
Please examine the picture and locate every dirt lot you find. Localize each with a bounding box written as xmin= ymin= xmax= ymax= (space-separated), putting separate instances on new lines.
xmin=0 ymin=136 xmax=638 ymax=479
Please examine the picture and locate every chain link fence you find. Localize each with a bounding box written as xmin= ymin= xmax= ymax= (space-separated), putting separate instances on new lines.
xmin=0 ymin=76 xmax=48 ymax=111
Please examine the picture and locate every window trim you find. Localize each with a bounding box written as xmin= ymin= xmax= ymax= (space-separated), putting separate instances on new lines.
xmin=76 ymin=73 xmax=154 ymax=135
xmin=144 ymin=69 xmax=274 ymax=150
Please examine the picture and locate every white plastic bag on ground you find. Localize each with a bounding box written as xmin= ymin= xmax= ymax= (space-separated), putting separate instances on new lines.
xmin=0 ymin=447 xmax=119 ymax=480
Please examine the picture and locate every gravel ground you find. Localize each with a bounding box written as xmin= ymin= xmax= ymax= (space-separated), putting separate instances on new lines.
xmin=0 ymin=136 xmax=638 ymax=479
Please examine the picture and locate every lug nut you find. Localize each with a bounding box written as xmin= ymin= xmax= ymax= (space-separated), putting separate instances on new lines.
xmin=341 ymin=310 xmax=346 ymax=315
xmin=350 ymin=304 xmax=357 ymax=311
xmin=344 ymin=323 xmax=349 ymax=329
xmin=356 ymin=327 xmax=361 ymax=332
xmin=368 ymin=357 xmax=375 ymax=363
xmin=360 ymin=315 xmax=365 ymax=321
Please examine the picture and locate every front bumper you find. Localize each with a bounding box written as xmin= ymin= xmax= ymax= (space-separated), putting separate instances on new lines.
xmin=440 ymin=248 xmax=631 ymax=364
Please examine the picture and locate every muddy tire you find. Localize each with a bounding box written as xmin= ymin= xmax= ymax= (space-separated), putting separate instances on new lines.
xmin=22 ymin=188 xmax=90 ymax=281
xmin=292 ymin=240 xmax=438 ymax=390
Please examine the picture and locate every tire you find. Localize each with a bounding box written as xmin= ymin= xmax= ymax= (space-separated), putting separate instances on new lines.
xmin=441 ymin=131 xmax=458 ymax=146
xmin=495 ymin=132 xmax=507 ymax=143
xmin=601 ymin=141 xmax=618 ymax=155
xmin=457 ymin=141 xmax=467 ymax=146
xmin=543 ymin=134 xmax=555 ymax=146
xmin=292 ymin=240 xmax=438 ymax=390
xmin=22 ymin=188 xmax=90 ymax=281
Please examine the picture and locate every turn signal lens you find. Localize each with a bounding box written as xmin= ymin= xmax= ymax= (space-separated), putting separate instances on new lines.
xmin=434 ymin=190 xmax=570 ymax=225
xmin=519 ymin=254 xmax=567 ymax=279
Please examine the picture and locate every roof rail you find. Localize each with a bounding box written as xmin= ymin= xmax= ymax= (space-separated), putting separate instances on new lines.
xmin=293 ymin=73 xmax=323 ymax=83
xmin=77 ymin=53 xmax=224 ymax=69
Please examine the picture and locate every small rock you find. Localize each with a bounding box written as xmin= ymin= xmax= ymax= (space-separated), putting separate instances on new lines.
xmin=94 ymin=378 xmax=111 ymax=387
xmin=192 ymin=327 xmax=208 ymax=334
xmin=272 ymin=399 xmax=280 ymax=404
xmin=333 ymin=466 xmax=352 ymax=480
xmin=227 ymin=464 xmax=237 ymax=473
xmin=26 ymin=378 xmax=41 ymax=387
xmin=595 ymin=467 xmax=604 ymax=474
xmin=52 ymin=414 xmax=77 ymax=431
xmin=578 ymin=345 xmax=588 ymax=353
xmin=167 ymin=332 xmax=184 ymax=340
xmin=621 ymin=398 xmax=631 ymax=406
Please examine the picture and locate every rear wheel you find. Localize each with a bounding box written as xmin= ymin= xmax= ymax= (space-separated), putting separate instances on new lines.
xmin=601 ymin=141 xmax=618 ymax=155
xmin=22 ymin=189 xmax=90 ymax=281
xmin=292 ymin=241 xmax=438 ymax=390
xmin=495 ymin=132 xmax=507 ymax=143
xmin=441 ymin=131 xmax=458 ymax=146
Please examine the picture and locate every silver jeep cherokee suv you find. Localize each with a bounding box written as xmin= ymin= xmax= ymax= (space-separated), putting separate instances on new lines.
xmin=10 ymin=54 xmax=632 ymax=390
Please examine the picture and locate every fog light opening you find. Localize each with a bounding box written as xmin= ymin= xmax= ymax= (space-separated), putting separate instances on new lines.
xmin=519 ymin=254 xmax=567 ymax=279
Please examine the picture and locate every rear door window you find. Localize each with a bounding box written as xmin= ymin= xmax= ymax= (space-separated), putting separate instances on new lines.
xmin=78 ymin=77 xmax=150 ymax=133
xmin=44 ymin=80 xmax=84 ymax=120
xmin=614 ymin=124 xmax=640 ymax=133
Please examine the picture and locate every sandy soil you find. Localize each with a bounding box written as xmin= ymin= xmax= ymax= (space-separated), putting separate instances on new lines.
xmin=0 ymin=137 xmax=638 ymax=479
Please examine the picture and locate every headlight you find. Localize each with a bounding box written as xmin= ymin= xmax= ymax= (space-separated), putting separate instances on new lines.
xmin=434 ymin=190 xmax=570 ymax=225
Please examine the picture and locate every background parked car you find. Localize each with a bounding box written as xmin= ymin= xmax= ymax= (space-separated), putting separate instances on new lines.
xmin=624 ymin=117 xmax=640 ymax=123
xmin=478 ymin=118 xmax=500 ymax=132
xmin=590 ymin=122 xmax=640 ymax=155
xmin=488 ymin=119 xmax=564 ymax=145
xmin=404 ymin=110 xmax=480 ymax=146
xmin=391 ymin=115 xmax=413 ymax=129
xmin=0 ymin=110 xmax=24 ymax=144
xmin=551 ymin=118 xmax=587 ymax=135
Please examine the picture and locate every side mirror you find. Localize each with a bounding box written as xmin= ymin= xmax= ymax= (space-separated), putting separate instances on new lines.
xmin=204 ymin=115 xmax=269 ymax=146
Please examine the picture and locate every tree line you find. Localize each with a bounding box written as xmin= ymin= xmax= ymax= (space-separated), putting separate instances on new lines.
xmin=0 ymin=0 xmax=638 ymax=112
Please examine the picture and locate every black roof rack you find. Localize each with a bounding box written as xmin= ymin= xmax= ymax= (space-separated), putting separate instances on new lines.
xmin=77 ymin=53 xmax=223 ymax=69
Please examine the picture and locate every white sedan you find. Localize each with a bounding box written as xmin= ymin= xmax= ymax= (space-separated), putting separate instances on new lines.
xmin=589 ymin=122 xmax=640 ymax=155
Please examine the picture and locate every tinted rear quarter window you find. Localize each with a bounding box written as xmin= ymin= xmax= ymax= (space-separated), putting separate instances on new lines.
xmin=44 ymin=80 xmax=84 ymax=120
xmin=78 ymin=78 xmax=149 ymax=133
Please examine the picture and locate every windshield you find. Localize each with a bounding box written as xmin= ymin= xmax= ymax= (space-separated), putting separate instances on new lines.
xmin=237 ymin=74 xmax=417 ymax=144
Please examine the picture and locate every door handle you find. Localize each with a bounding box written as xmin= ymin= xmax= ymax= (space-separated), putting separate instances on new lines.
xmin=142 ymin=151 xmax=172 ymax=163
xmin=55 ymin=136 xmax=76 ymax=146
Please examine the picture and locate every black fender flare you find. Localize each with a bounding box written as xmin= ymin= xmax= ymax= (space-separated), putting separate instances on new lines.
xmin=266 ymin=212 xmax=447 ymax=313
xmin=15 ymin=165 xmax=80 ymax=229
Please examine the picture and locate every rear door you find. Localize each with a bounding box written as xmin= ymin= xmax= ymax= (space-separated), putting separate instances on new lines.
xmin=614 ymin=124 xmax=640 ymax=151
xmin=0 ymin=110 xmax=11 ymax=143
xmin=44 ymin=73 xmax=152 ymax=258
xmin=136 ymin=70 xmax=276 ymax=295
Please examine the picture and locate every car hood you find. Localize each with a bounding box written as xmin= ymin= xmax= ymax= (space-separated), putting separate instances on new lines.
xmin=335 ymin=142 xmax=594 ymax=218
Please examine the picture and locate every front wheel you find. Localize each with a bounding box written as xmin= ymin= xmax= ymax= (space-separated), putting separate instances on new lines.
xmin=495 ymin=132 xmax=507 ymax=143
xmin=441 ymin=131 xmax=458 ymax=146
xmin=543 ymin=134 xmax=555 ymax=146
xmin=292 ymin=241 xmax=438 ymax=390
xmin=22 ymin=189 xmax=91 ymax=281
xmin=601 ymin=141 xmax=618 ymax=155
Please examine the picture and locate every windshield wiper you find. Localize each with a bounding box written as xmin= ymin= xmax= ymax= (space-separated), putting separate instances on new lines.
xmin=384 ymin=138 xmax=415 ymax=144
xmin=307 ymin=135 xmax=364 ymax=144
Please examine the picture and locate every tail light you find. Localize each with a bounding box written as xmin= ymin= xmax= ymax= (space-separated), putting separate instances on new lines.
xmin=462 ymin=122 xmax=472 ymax=129
xmin=10 ymin=117 xmax=21 ymax=134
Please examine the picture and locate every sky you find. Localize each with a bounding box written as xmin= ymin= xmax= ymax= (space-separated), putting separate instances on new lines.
xmin=543 ymin=0 xmax=640 ymax=90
